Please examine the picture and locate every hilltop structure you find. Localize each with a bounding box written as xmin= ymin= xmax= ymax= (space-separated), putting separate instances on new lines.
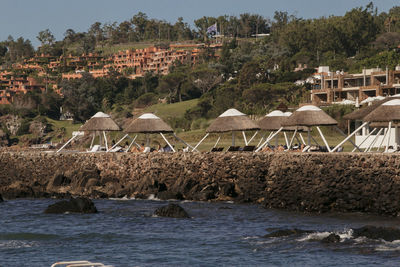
xmin=310 ymin=66 xmax=400 ymax=105
xmin=0 ymin=45 xmax=212 ymax=104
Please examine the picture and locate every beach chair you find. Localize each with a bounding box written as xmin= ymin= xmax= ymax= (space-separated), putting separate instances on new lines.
xmin=227 ymin=146 xmax=240 ymax=152
xmin=242 ymin=145 xmax=256 ymax=152
xmin=87 ymin=145 xmax=101 ymax=152
xmin=109 ymin=146 xmax=123 ymax=152
xmin=211 ymin=147 xmax=224 ymax=152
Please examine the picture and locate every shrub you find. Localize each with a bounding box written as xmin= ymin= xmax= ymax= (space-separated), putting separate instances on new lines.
xmin=135 ymin=93 xmax=157 ymax=108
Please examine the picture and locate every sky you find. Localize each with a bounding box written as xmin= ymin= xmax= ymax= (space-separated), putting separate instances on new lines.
xmin=1 ymin=0 xmax=399 ymax=47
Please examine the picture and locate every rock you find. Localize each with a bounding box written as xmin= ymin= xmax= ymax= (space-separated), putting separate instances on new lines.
xmin=353 ymin=225 xmax=400 ymax=242
xmin=264 ymin=229 xmax=313 ymax=238
xmin=0 ymin=194 xmax=3 ymax=202
xmin=44 ymin=197 xmax=98 ymax=214
xmin=321 ymin=233 xmax=340 ymax=243
xmin=154 ymin=203 xmax=190 ymax=218
xmin=48 ymin=172 xmax=71 ymax=188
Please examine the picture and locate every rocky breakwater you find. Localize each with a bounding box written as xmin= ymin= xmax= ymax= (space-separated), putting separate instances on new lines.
xmin=1 ymin=152 xmax=400 ymax=215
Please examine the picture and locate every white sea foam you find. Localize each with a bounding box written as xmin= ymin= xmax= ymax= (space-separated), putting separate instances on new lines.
xmin=147 ymin=194 xmax=161 ymax=201
xmin=338 ymin=229 xmax=353 ymax=241
xmin=298 ymin=231 xmax=331 ymax=242
xmin=109 ymin=196 xmax=135 ymax=201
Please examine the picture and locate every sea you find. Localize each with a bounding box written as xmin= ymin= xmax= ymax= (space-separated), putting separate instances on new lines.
xmin=1 ymin=198 xmax=400 ymax=267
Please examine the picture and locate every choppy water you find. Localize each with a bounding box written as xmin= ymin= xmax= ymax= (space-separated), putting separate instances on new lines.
xmin=1 ymin=198 xmax=400 ymax=266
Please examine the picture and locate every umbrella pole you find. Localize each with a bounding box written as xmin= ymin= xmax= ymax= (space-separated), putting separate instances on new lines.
xmin=334 ymin=126 xmax=362 ymax=152
xmin=299 ymin=133 xmax=306 ymax=145
xmin=108 ymin=133 xmax=129 ymax=152
xmin=232 ymin=132 xmax=236 ymax=146
xmin=377 ymin=127 xmax=390 ymax=152
xmin=98 ymin=131 xmax=102 ymax=147
xmin=125 ymin=135 xmax=138 ymax=152
xmin=103 ymin=131 xmax=108 ymax=152
xmin=146 ymin=133 xmax=150 ymax=147
xmin=396 ymin=125 xmax=399 ymax=150
xmin=275 ymin=134 xmax=278 ymax=147
xmin=283 ymin=132 xmax=289 ymax=148
xmin=307 ymin=127 xmax=311 ymax=146
xmin=255 ymin=127 xmax=283 ymax=152
xmin=257 ymin=132 xmax=271 ymax=147
xmin=212 ymin=136 xmax=221 ymax=149
xmin=385 ymin=121 xmax=392 ymax=152
xmin=173 ymin=133 xmax=198 ymax=152
xmin=242 ymin=131 xmax=248 ymax=146
xmin=365 ymin=128 xmax=383 ymax=152
xmin=351 ymin=128 xmax=376 ymax=152
xmin=311 ymin=135 xmax=321 ymax=146
xmin=160 ymin=133 xmax=176 ymax=152
xmin=248 ymin=131 xmax=258 ymax=144
xmin=90 ymin=132 xmax=95 ymax=149
xmin=192 ymin=133 xmax=209 ymax=152
xmin=56 ymin=134 xmax=79 ymax=153
xmin=316 ymin=126 xmax=331 ymax=152
xmin=289 ymin=129 xmax=298 ymax=149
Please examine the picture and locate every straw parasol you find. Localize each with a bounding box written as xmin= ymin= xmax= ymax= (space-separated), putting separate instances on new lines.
xmin=124 ymin=113 xmax=173 ymax=133
xmin=258 ymin=110 xmax=306 ymax=132
xmin=80 ymin=112 xmax=120 ymax=131
xmin=206 ymin=108 xmax=260 ymax=133
xmin=363 ymin=99 xmax=400 ymax=152
xmin=57 ymin=112 xmax=120 ymax=153
xmin=283 ymin=105 xmax=337 ymax=127
xmin=256 ymin=110 xmax=307 ymax=150
xmin=277 ymin=105 xmax=337 ymax=150
xmin=118 ymin=113 xmax=177 ymax=152
xmin=258 ymin=110 xmax=286 ymax=131
xmin=194 ymin=108 xmax=260 ymax=151
xmin=363 ymin=99 xmax=400 ymax=123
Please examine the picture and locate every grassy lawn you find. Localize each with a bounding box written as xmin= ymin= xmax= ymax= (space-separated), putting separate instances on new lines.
xmin=46 ymin=118 xmax=82 ymax=142
xmin=143 ymin=99 xmax=199 ymax=121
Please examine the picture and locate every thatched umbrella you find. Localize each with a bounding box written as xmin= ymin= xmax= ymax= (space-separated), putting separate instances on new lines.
xmin=194 ymin=108 xmax=260 ymax=151
xmin=362 ymin=99 xmax=400 ymax=152
xmin=283 ymin=105 xmax=338 ymax=127
xmin=125 ymin=113 xmax=173 ymax=133
xmin=57 ymin=112 xmax=120 ymax=153
xmin=257 ymin=110 xmax=306 ymax=149
xmin=122 ymin=113 xmax=176 ymax=152
xmin=206 ymin=108 xmax=259 ymax=133
xmin=277 ymin=105 xmax=338 ymax=151
xmin=80 ymin=112 xmax=120 ymax=131
xmin=342 ymin=97 xmax=400 ymax=152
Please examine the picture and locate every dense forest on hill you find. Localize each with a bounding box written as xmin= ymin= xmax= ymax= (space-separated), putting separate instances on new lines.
xmin=0 ymin=2 xmax=400 ymax=131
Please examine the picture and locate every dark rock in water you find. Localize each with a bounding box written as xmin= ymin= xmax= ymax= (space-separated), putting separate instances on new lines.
xmin=264 ymin=229 xmax=313 ymax=238
xmin=321 ymin=233 xmax=340 ymax=243
xmin=44 ymin=197 xmax=98 ymax=214
xmin=353 ymin=225 xmax=400 ymax=242
xmin=154 ymin=203 xmax=190 ymax=218
xmin=0 ymin=194 xmax=3 ymax=202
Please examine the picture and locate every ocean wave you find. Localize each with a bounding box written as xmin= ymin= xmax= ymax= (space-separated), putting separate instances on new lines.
xmin=297 ymin=231 xmax=331 ymax=242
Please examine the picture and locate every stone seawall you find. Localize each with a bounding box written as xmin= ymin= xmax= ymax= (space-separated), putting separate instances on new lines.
xmin=1 ymin=152 xmax=400 ymax=215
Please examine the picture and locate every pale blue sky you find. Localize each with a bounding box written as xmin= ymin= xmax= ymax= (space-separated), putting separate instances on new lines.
xmin=1 ymin=0 xmax=398 ymax=46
